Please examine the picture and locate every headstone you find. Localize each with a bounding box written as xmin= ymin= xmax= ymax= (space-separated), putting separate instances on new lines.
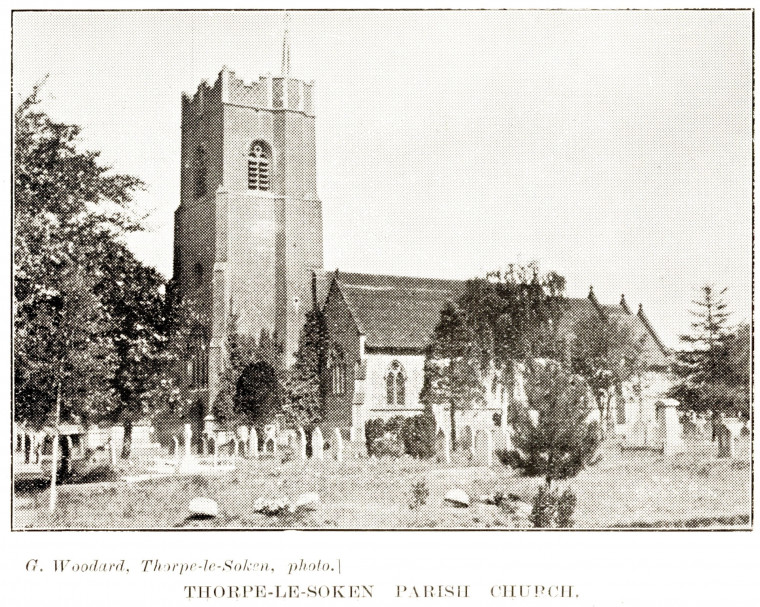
xmin=236 ymin=426 xmax=249 ymax=442
xmin=189 ymin=497 xmax=218 ymax=518
xmin=333 ymin=428 xmax=344 ymax=462
xmin=437 ymin=429 xmax=451 ymax=464
xmin=655 ymin=399 xmax=684 ymax=456
xmin=183 ymin=424 xmax=192 ymax=459
xmin=311 ymin=427 xmax=324 ymax=460
xmin=444 ymin=488 xmax=471 ymax=508
xmin=249 ymin=427 xmax=259 ymax=460
xmin=201 ymin=436 xmax=209 ymax=456
xmin=297 ymin=427 xmax=307 ymax=461
xmin=173 ymin=436 xmax=181 ymax=465
xmin=263 ymin=424 xmax=278 ymax=456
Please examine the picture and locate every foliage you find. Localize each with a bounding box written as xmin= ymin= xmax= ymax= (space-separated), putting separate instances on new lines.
xmin=14 ymin=85 xmax=147 ymax=430
xmin=421 ymin=265 xmax=568 ymax=449
xmin=529 ymin=483 xmax=577 ymax=528
xmin=365 ymin=412 xmax=437 ymax=459
xmin=212 ymin=315 xmax=285 ymax=427
xmin=420 ymin=302 xmax=484 ymax=449
xmin=499 ymin=361 xmax=600 ymax=484
xmin=668 ymin=287 xmax=750 ymax=420
xmin=569 ymin=314 xmax=645 ymax=435
xmin=283 ymin=308 xmax=328 ymax=425
xmin=407 ymin=479 xmax=430 ymax=510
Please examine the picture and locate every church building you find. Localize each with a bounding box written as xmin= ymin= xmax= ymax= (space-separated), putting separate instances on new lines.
xmin=172 ymin=47 xmax=670 ymax=447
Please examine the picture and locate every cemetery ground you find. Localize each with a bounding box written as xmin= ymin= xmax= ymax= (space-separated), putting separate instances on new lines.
xmin=13 ymin=442 xmax=751 ymax=529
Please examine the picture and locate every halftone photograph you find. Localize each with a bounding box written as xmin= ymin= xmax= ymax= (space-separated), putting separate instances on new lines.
xmin=11 ymin=9 xmax=752 ymax=530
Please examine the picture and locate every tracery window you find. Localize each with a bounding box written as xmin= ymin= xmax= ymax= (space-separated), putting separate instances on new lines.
xmin=248 ymin=141 xmax=271 ymax=191
xmin=327 ymin=347 xmax=346 ymax=396
xmin=385 ymin=360 xmax=406 ymax=406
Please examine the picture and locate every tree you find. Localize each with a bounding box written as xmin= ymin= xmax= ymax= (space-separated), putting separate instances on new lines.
xmin=500 ymin=361 xmax=600 ymax=485
xmin=92 ymin=241 xmax=168 ymax=457
xmin=283 ymin=308 xmax=328 ymax=426
xmin=668 ymin=286 xmax=748 ymax=427
xmin=569 ymin=314 xmax=645 ymax=436
xmin=14 ymin=84 xmax=144 ymax=436
xmin=212 ymin=313 xmax=257 ymax=425
xmin=420 ymin=302 xmax=485 ymax=450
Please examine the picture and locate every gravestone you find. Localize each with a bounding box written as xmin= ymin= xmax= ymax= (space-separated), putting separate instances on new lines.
xmin=311 ymin=427 xmax=324 ymax=461
xmin=297 ymin=427 xmax=307 ymax=461
xmin=173 ymin=436 xmax=181 ymax=466
xmin=263 ymin=424 xmax=278 ymax=457
xmin=655 ymin=399 xmax=684 ymax=456
xmin=249 ymin=427 xmax=259 ymax=460
xmin=333 ymin=428 xmax=344 ymax=462
xmin=437 ymin=428 xmax=450 ymax=464
xmin=183 ymin=424 xmax=192 ymax=459
xmin=473 ymin=429 xmax=493 ymax=467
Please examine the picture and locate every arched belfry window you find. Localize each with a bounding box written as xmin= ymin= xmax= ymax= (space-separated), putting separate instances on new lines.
xmin=386 ymin=361 xmax=406 ymax=406
xmin=327 ymin=347 xmax=346 ymax=396
xmin=248 ymin=141 xmax=271 ymax=191
xmin=194 ymin=146 xmax=208 ymax=198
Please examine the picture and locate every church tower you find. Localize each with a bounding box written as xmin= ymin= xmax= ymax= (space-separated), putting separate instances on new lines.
xmin=172 ymin=41 xmax=323 ymax=415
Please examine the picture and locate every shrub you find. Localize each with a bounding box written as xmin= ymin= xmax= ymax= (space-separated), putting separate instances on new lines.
xmin=371 ymin=432 xmax=405 ymax=457
xmin=529 ymin=484 xmax=577 ymax=528
xmin=400 ymin=412 xmax=437 ymax=459
xmin=407 ymin=479 xmax=430 ymax=510
xmin=365 ymin=418 xmax=385 ymax=456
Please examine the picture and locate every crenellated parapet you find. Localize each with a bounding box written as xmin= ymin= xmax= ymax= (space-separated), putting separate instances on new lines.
xmin=182 ymin=67 xmax=315 ymax=116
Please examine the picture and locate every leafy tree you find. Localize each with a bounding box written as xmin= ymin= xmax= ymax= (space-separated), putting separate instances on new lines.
xmin=420 ymin=302 xmax=485 ymax=450
xmin=499 ymin=361 xmax=600 ymax=485
xmin=283 ymin=308 xmax=328 ymax=425
xmin=212 ymin=312 xmax=257 ymax=425
xmin=569 ymin=314 xmax=645 ymax=436
xmin=93 ymin=241 xmax=169 ymax=457
xmin=14 ymin=84 xmax=144 ymax=435
xmin=668 ymin=286 xmax=749 ymax=427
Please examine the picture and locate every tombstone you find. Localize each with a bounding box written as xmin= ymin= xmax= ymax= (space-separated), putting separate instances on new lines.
xmin=110 ymin=426 xmax=121 ymax=465
xmin=236 ymin=425 xmax=249 ymax=442
xmin=473 ymin=429 xmax=493 ymax=467
xmin=249 ymin=427 xmax=259 ymax=460
xmin=201 ymin=436 xmax=209 ymax=456
xmin=213 ymin=437 xmax=220 ymax=467
xmin=655 ymin=399 xmax=684 ymax=456
xmin=263 ymin=424 xmax=278 ymax=456
xmin=312 ymin=427 xmax=324 ymax=461
xmin=297 ymin=427 xmax=307 ymax=461
xmin=183 ymin=424 xmax=192 ymax=459
xmin=436 ymin=428 xmax=450 ymax=465
xmin=333 ymin=428 xmax=344 ymax=463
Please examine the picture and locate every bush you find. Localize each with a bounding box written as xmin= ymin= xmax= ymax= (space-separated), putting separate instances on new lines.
xmin=529 ymin=484 xmax=577 ymax=528
xmin=407 ymin=479 xmax=429 ymax=510
xmin=400 ymin=412 xmax=437 ymax=459
xmin=365 ymin=412 xmax=437 ymax=459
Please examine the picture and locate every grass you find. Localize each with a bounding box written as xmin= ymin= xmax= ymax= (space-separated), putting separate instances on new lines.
xmin=13 ymin=444 xmax=752 ymax=530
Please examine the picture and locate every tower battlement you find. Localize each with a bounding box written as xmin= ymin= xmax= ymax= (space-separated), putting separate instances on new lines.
xmin=182 ymin=67 xmax=315 ymax=116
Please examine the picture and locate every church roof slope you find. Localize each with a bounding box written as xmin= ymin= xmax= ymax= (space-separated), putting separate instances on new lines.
xmin=331 ymin=271 xmax=465 ymax=351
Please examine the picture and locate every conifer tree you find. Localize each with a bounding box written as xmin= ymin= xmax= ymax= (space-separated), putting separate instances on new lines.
xmin=283 ymin=308 xmax=328 ymax=425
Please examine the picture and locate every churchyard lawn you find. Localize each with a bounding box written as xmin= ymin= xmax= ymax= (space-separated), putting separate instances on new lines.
xmin=13 ymin=443 xmax=751 ymax=530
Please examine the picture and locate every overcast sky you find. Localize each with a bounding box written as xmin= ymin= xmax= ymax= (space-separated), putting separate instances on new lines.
xmin=12 ymin=9 xmax=752 ymax=348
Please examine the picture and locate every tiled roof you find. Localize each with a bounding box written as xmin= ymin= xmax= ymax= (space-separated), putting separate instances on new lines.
xmin=332 ymin=271 xmax=465 ymax=350
xmin=322 ymin=270 xmax=668 ymax=363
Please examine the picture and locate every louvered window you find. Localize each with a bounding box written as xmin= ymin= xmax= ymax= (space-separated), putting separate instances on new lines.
xmin=248 ymin=141 xmax=271 ymax=191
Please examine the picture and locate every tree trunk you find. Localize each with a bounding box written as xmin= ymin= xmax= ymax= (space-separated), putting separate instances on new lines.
xmin=121 ymin=420 xmax=133 ymax=459
xmin=49 ymin=380 xmax=62 ymax=514
xmin=449 ymin=400 xmax=457 ymax=451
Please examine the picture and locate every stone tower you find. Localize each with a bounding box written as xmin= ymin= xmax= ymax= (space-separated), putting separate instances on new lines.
xmin=172 ymin=64 xmax=323 ymax=414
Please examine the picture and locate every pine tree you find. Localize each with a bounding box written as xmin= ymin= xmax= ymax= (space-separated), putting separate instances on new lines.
xmin=283 ymin=308 xmax=328 ymax=425
xmin=669 ymin=286 xmax=748 ymax=425
xmin=420 ymin=302 xmax=484 ymax=450
xmin=502 ymin=360 xmax=600 ymax=485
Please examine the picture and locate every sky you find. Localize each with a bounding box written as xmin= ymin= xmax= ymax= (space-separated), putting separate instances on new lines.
xmin=12 ymin=9 xmax=752 ymax=348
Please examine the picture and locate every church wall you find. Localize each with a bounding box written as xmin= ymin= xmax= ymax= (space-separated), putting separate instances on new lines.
xmin=322 ymin=284 xmax=361 ymax=431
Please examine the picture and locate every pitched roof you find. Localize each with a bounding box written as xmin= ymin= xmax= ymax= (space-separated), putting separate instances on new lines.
xmin=331 ymin=271 xmax=465 ymax=350
xmin=321 ymin=270 xmax=669 ymax=363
